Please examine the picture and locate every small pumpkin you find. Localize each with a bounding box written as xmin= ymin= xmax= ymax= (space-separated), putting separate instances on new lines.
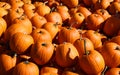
xmin=42 ymin=22 xmax=59 ymax=39
xmin=73 ymin=37 xmax=94 ymax=57
xmin=100 ymin=42 xmax=120 ymax=67
xmin=40 ymin=66 xmax=58 ymax=74
xmin=105 ymin=68 xmax=120 ymax=75
xmin=9 ymin=32 xmax=34 ymax=54
xmin=31 ymin=28 xmax=52 ymax=42
xmin=69 ymin=12 xmax=85 ymax=28
xmin=12 ymin=61 xmax=39 ymax=75
xmin=110 ymin=35 xmax=120 ymax=45
xmin=85 ymin=13 xmax=104 ymax=30
xmin=61 ymin=0 xmax=79 ymax=8
xmin=56 ymin=5 xmax=71 ymax=22
xmin=78 ymin=40 xmax=105 ymax=75
xmin=55 ymin=42 xmax=79 ymax=67
xmin=45 ymin=11 xmax=63 ymax=25
xmin=30 ymin=13 xmax=47 ymax=28
xmin=36 ymin=2 xmax=51 ymax=16
xmin=0 ymin=2 xmax=11 ymax=9
xmin=0 ymin=17 xmax=7 ymax=37
xmin=30 ymin=41 xmax=54 ymax=65
xmin=103 ymin=15 xmax=120 ymax=36
xmin=58 ymin=27 xmax=80 ymax=44
xmin=0 ymin=51 xmax=17 ymax=75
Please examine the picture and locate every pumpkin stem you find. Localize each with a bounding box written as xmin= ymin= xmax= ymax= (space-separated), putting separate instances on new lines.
xmin=2 ymin=3 xmax=6 ymax=7
xmin=115 ymin=46 xmax=120 ymax=50
xmin=41 ymin=43 xmax=46 ymax=46
xmin=24 ymin=60 xmax=29 ymax=64
xmin=84 ymin=39 xmax=89 ymax=55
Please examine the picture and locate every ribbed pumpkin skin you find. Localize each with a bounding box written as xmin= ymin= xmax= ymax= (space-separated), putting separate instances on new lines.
xmin=100 ymin=42 xmax=120 ymax=68
xmin=79 ymin=50 xmax=105 ymax=75
xmin=0 ymin=51 xmax=17 ymax=75
xmin=30 ymin=41 xmax=54 ymax=65
xmin=9 ymin=32 xmax=34 ymax=54
xmin=0 ymin=17 xmax=7 ymax=37
xmin=58 ymin=27 xmax=80 ymax=44
xmin=12 ymin=61 xmax=39 ymax=75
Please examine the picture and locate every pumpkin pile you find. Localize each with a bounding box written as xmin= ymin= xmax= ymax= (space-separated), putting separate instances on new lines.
xmin=0 ymin=0 xmax=120 ymax=75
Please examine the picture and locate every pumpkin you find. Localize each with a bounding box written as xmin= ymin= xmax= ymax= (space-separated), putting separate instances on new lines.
xmin=82 ymin=30 xmax=102 ymax=50
xmin=42 ymin=22 xmax=59 ymax=39
xmin=4 ymin=23 xmax=31 ymax=43
xmin=31 ymin=28 xmax=52 ymax=42
xmin=94 ymin=9 xmax=111 ymax=20
xmin=58 ymin=27 xmax=80 ymax=44
xmin=45 ymin=11 xmax=63 ymax=25
xmin=0 ymin=51 xmax=17 ymax=75
xmin=69 ymin=12 xmax=85 ymax=28
xmin=56 ymin=5 xmax=71 ymax=22
xmin=30 ymin=13 xmax=47 ymax=28
xmin=30 ymin=41 xmax=54 ymax=65
xmin=105 ymin=68 xmax=120 ymax=75
xmin=62 ymin=71 xmax=79 ymax=75
xmin=100 ymin=42 xmax=120 ymax=67
xmin=41 ymin=72 xmax=58 ymax=75
xmin=85 ymin=13 xmax=104 ymax=30
xmin=61 ymin=0 xmax=79 ymax=8
xmin=12 ymin=61 xmax=39 ymax=75
xmin=110 ymin=35 xmax=120 ymax=45
xmin=83 ymin=0 xmax=98 ymax=6
xmin=22 ymin=3 xmax=35 ymax=19
xmin=40 ymin=66 xmax=58 ymax=74
xmin=9 ymin=32 xmax=34 ymax=54
xmin=36 ymin=2 xmax=51 ymax=16
xmin=78 ymin=40 xmax=105 ymax=75
xmin=73 ymin=37 xmax=94 ymax=57
xmin=0 ymin=17 xmax=7 ymax=37
xmin=103 ymin=15 xmax=120 ymax=36
xmin=108 ymin=2 xmax=120 ymax=14
xmin=12 ymin=15 xmax=33 ymax=34
xmin=94 ymin=0 xmax=111 ymax=10
xmin=77 ymin=6 xmax=92 ymax=19
xmin=0 ymin=2 xmax=11 ymax=9
xmin=0 ymin=7 xmax=8 ymax=17
xmin=55 ymin=42 xmax=79 ymax=67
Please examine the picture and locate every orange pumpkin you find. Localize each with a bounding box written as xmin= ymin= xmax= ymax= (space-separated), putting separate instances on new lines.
xmin=40 ymin=66 xmax=58 ymax=74
xmin=42 ymin=22 xmax=59 ymax=39
xmin=0 ymin=17 xmax=7 ymax=37
xmin=45 ymin=12 xmax=62 ymax=25
xmin=0 ymin=51 xmax=17 ymax=75
xmin=55 ymin=42 xmax=79 ymax=67
xmin=62 ymin=71 xmax=79 ymax=75
xmin=78 ymin=44 xmax=105 ymax=75
xmin=73 ymin=38 xmax=94 ymax=57
xmin=61 ymin=0 xmax=79 ymax=8
xmin=105 ymin=68 xmax=120 ymax=75
xmin=0 ymin=2 xmax=11 ymax=9
xmin=69 ymin=12 xmax=85 ymax=28
xmin=103 ymin=15 xmax=120 ymax=36
xmin=30 ymin=41 xmax=54 ymax=65
xmin=13 ymin=61 xmax=39 ymax=75
xmin=58 ymin=27 xmax=80 ymax=44
xmin=110 ymin=35 xmax=120 ymax=45
xmin=30 ymin=13 xmax=47 ymax=28
xmin=36 ymin=2 xmax=51 ymax=16
xmin=31 ymin=28 xmax=52 ymax=42
xmin=9 ymin=32 xmax=34 ymax=54
xmin=100 ymin=42 xmax=120 ymax=67
xmin=85 ymin=13 xmax=104 ymax=30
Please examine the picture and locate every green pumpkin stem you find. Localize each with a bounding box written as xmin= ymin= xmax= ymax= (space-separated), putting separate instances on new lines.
xmin=84 ymin=39 xmax=89 ymax=55
xmin=24 ymin=60 xmax=29 ymax=64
